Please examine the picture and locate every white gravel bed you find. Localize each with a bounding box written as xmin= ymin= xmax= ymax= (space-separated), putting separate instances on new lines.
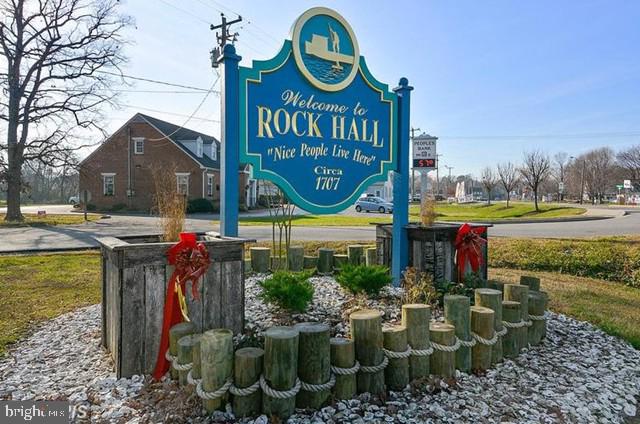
xmin=0 ymin=275 xmax=638 ymax=423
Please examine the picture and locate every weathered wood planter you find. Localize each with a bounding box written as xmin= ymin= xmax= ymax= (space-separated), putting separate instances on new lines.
xmin=97 ymin=232 xmax=251 ymax=378
xmin=375 ymin=223 xmax=491 ymax=282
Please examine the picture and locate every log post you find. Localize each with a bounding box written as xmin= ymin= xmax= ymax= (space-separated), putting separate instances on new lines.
xmin=334 ymin=254 xmax=348 ymax=270
xmin=470 ymin=306 xmax=494 ymax=373
xmin=303 ymin=255 xmax=318 ymax=269
xmin=348 ymin=245 xmax=364 ymax=265
xmin=177 ymin=334 xmax=200 ymax=387
xmin=474 ymin=288 xmax=504 ymax=364
xmin=262 ymin=326 xmax=299 ymax=420
xmin=288 ymin=246 xmax=305 ymax=272
xmin=429 ymin=323 xmax=456 ymax=378
xmin=190 ymin=333 xmax=203 ymax=387
xmin=250 ymin=247 xmax=271 ymax=273
xmin=504 ymin=284 xmax=529 ymax=350
xmin=444 ymin=295 xmax=472 ymax=373
xmin=232 ymin=347 xmax=264 ymax=418
xmin=317 ymin=248 xmax=334 ymax=275
xmin=502 ymin=301 xmax=521 ymax=359
xmin=488 ymin=280 xmax=505 ymax=292
xmin=295 ymin=322 xmax=331 ymax=409
xmin=520 ymin=275 xmax=540 ymax=291
xmin=244 ymin=258 xmax=252 ymax=273
xmin=528 ymin=292 xmax=547 ymax=345
xmin=169 ymin=322 xmax=196 ymax=380
xmin=200 ymin=328 xmax=234 ymax=413
xmin=350 ymin=309 xmax=385 ymax=395
xmin=540 ymin=291 xmax=549 ymax=339
xmin=401 ymin=304 xmax=431 ymax=380
xmin=382 ymin=326 xmax=410 ymax=390
xmin=330 ymin=338 xmax=357 ymax=400
xmin=365 ymin=247 xmax=377 ymax=266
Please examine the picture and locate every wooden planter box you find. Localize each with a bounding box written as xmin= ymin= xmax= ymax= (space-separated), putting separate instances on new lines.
xmin=97 ymin=232 xmax=251 ymax=378
xmin=375 ymin=223 xmax=491 ymax=283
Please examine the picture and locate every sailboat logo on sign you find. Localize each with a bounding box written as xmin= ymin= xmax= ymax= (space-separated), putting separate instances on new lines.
xmin=292 ymin=8 xmax=360 ymax=92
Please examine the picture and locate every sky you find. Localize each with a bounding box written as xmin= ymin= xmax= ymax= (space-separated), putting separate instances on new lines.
xmin=104 ymin=0 xmax=640 ymax=178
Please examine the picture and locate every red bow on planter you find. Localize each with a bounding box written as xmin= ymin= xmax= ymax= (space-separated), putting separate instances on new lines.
xmin=152 ymin=232 xmax=210 ymax=380
xmin=454 ymin=223 xmax=487 ymax=282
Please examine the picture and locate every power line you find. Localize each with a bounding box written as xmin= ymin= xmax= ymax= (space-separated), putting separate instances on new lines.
xmin=96 ymin=70 xmax=215 ymax=92
xmin=148 ymin=74 xmax=221 ymax=141
xmin=117 ymin=105 xmax=219 ymax=123
xmin=157 ymin=0 xmax=212 ymax=25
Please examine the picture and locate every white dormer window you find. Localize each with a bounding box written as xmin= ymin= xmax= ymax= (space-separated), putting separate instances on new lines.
xmin=196 ymin=138 xmax=203 ymax=157
xmin=211 ymin=143 xmax=217 ymax=161
xmin=133 ymin=137 xmax=144 ymax=154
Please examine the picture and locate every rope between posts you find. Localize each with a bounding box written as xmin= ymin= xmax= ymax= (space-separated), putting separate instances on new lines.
xmin=495 ymin=327 xmax=508 ymax=337
xmin=525 ymin=320 xmax=533 ymax=327
xmin=458 ymin=337 xmax=477 ymax=348
xmin=410 ymin=345 xmax=434 ymax=356
xmin=172 ymin=361 xmax=193 ymax=372
xmin=196 ymin=379 xmax=232 ymax=400
xmin=383 ymin=346 xmax=412 ymax=359
xmin=359 ymin=356 xmax=389 ymax=373
xmin=260 ymin=375 xmax=301 ymax=399
xmin=187 ymin=370 xmax=201 ymax=386
xmin=229 ymin=380 xmax=261 ymax=397
xmin=165 ymin=349 xmax=177 ymax=363
xmin=431 ymin=337 xmax=462 ymax=352
xmin=331 ymin=361 xmax=361 ymax=376
xmin=471 ymin=332 xmax=499 ymax=346
xmin=300 ymin=374 xmax=336 ymax=392
xmin=502 ymin=320 xmax=528 ymax=329
xmin=529 ymin=313 xmax=547 ymax=321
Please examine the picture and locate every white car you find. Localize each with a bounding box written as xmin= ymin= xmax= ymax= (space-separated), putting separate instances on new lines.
xmin=355 ymin=196 xmax=394 ymax=213
xmin=68 ymin=195 xmax=79 ymax=205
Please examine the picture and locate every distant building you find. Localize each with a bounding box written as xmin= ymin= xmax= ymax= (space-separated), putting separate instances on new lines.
xmin=79 ymin=113 xmax=251 ymax=211
xmin=363 ymin=173 xmax=393 ymax=200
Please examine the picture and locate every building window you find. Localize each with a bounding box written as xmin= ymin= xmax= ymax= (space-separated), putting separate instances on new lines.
xmin=102 ymin=173 xmax=115 ymax=196
xmin=133 ymin=137 xmax=144 ymax=154
xmin=196 ymin=139 xmax=203 ymax=157
xmin=211 ymin=143 xmax=217 ymax=161
xmin=176 ymin=173 xmax=189 ymax=195
xmin=207 ymin=174 xmax=214 ymax=197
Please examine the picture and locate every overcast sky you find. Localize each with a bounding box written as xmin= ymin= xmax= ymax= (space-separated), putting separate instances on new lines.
xmin=103 ymin=0 xmax=640 ymax=177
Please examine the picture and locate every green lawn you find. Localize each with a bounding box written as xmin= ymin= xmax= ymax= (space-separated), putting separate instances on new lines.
xmin=0 ymin=252 xmax=101 ymax=356
xmin=0 ymin=213 xmax=100 ymax=227
xmin=233 ymin=202 xmax=585 ymax=227
xmin=490 ymin=268 xmax=640 ymax=349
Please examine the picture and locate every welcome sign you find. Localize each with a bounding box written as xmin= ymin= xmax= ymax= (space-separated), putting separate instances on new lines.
xmin=239 ymin=7 xmax=397 ymax=213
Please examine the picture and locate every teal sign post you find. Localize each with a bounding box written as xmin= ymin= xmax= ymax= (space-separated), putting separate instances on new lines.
xmin=220 ymin=7 xmax=411 ymax=284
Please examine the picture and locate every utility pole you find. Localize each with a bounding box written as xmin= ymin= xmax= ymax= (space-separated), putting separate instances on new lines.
xmin=445 ymin=165 xmax=454 ymax=198
xmin=410 ymin=127 xmax=420 ymax=201
xmin=210 ymin=13 xmax=243 ymax=68
xmin=435 ymin=154 xmax=442 ymax=197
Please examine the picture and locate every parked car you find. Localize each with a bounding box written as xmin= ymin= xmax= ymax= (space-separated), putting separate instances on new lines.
xmin=355 ymin=196 xmax=393 ymax=213
xmin=68 ymin=195 xmax=79 ymax=205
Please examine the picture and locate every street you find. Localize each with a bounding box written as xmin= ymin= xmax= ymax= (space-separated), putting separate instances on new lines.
xmin=0 ymin=205 xmax=638 ymax=253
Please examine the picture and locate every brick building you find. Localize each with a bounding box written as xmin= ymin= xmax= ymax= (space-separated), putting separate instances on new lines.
xmin=79 ymin=113 xmax=250 ymax=211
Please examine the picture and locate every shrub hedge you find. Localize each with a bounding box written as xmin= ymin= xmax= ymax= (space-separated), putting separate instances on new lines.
xmin=489 ymin=237 xmax=640 ymax=288
xmin=259 ymin=271 xmax=314 ymax=312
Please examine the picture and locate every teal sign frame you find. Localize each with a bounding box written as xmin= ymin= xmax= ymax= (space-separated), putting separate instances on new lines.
xmin=238 ymin=8 xmax=398 ymax=214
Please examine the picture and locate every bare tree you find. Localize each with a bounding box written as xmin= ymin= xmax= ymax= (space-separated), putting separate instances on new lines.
xmin=553 ymin=152 xmax=569 ymax=201
xmin=497 ymin=161 xmax=519 ymax=207
xmin=583 ymin=147 xmax=616 ymax=204
xmin=0 ymin=0 xmax=131 ymax=221
xmin=617 ymin=145 xmax=640 ymax=186
xmin=520 ymin=150 xmax=551 ymax=212
xmin=480 ymin=167 xmax=498 ymax=205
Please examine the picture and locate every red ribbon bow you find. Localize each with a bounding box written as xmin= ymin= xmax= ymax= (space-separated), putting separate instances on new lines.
xmin=454 ymin=223 xmax=487 ymax=282
xmin=152 ymin=233 xmax=210 ymax=380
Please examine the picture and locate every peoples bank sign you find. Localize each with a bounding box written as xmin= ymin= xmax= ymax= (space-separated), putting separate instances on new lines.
xmin=239 ymin=7 xmax=397 ymax=213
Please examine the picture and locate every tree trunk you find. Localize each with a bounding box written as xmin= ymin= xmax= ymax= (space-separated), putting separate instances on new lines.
xmin=533 ymin=188 xmax=539 ymax=211
xmin=506 ymin=193 xmax=510 ymax=208
xmin=5 ymin=154 xmax=23 ymax=221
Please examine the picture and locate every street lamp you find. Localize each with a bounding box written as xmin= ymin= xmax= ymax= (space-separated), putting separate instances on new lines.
xmin=570 ymin=156 xmax=586 ymax=205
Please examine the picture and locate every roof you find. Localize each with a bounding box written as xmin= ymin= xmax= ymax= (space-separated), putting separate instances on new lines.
xmin=135 ymin=113 xmax=220 ymax=169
